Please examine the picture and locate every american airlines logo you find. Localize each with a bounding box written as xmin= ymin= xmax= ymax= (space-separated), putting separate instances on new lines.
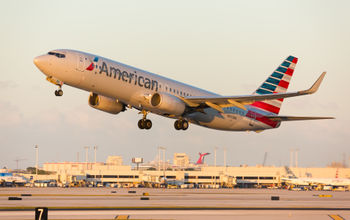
xmin=86 ymin=57 xmax=99 ymax=71
xmin=93 ymin=60 xmax=159 ymax=92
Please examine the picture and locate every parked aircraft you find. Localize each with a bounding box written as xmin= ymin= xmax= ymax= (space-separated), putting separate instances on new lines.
xmin=282 ymin=167 xmax=350 ymax=187
xmin=34 ymin=50 xmax=333 ymax=131
xmin=0 ymin=171 xmax=27 ymax=186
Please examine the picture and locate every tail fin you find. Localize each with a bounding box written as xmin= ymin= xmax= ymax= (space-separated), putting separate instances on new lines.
xmin=250 ymin=56 xmax=298 ymax=115
xmin=196 ymin=153 xmax=210 ymax=165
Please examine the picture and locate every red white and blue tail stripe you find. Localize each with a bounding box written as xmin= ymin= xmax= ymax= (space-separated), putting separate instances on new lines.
xmin=250 ymin=56 xmax=298 ymax=115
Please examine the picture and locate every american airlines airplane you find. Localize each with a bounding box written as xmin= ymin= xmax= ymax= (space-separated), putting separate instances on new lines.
xmin=34 ymin=49 xmax=333 ymax=132
xmin=282 ymin=168 xmax=350 ymax=187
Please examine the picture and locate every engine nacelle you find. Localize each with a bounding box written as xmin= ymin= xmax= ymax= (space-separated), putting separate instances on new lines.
xmin=88 ymin=93 xmax=125 ymax=114
xmin=150 ymin=92 xmax=186 ymax=116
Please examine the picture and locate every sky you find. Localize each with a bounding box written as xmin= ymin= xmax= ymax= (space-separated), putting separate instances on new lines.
xmin=0 ymin=0 xmax=349 ymax=169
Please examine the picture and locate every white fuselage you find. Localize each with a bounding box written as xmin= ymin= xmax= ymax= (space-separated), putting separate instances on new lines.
xmin=34 ymin=49 xmax=274 ymax=131
xmin=283 ymin=177 xmax=350 ymax=187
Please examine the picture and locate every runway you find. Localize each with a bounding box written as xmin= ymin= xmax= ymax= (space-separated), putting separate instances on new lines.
xmin=0 ymin=187 xmax=349 ymax=219
xmin=0 ymin=210 xmax=349 ymax=220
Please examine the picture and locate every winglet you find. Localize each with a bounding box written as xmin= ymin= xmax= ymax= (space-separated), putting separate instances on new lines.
xmin=302 ymin=72 xmax=326 ymax=95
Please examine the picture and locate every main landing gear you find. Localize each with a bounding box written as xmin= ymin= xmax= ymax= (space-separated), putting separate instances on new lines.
xmin=174 ymin=119 xmax=189 ymax=130
xmin=138 ymin=110 xmax=152 ymax=130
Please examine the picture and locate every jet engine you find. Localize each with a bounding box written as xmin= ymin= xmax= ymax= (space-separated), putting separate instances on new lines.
xmin=150 ymin=92 xmax=186 ymax=116
xmin=88 ymin=93 xmax=125 ymax=114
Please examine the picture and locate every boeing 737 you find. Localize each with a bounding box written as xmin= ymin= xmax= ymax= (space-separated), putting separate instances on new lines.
xmin=34 ymin=49 xmax=333 ymax=131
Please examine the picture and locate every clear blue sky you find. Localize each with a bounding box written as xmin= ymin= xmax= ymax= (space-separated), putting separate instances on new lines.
xmin=1 ymin=0 xmax=349 ymax=169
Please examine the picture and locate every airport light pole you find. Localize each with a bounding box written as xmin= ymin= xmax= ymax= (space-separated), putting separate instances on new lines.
xmin=214 ymin=147 xmax=218 ymax=167
xmin=295 ymin=149 xmax=299 ymax=168
xmin=93 ymin=146 xmax=98 ymax=164
xmin=35 ymin=145 xmax=38 ymax=179
xmin=14 ymin=158 xmax=26 ymax=170
xmin=289 ymin=149 xmax=294 ymax=168
xmin=160 ymin=147 xmax=166 ymax=179
xmin=84 ymin=146 xmax=89 ymax=170
xmin=224 ymin=147 xmax=227 ymax=169
xmin=157 ymin=147 xmax=161 ymax=172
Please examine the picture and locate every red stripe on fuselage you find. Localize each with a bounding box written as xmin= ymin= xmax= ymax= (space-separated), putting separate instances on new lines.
xmin=246 ymin=110 xmax=279 ymax=128
xmin=251 ymin=101 xmax=280 ymax=114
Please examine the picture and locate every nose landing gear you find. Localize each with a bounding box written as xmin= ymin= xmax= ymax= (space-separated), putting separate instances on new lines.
xmin=54 ymin=88 xmax=63 ymax=96
xmin=174 ymin=119 xmax=189 ymax=130
xmin=138 ymin=110 xmax=152 ymax=130
xmin=46 ymin=76 xmax=64 ymax=97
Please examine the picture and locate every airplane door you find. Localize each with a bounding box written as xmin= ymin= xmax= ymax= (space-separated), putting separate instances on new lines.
xmin=249 ymin=111 xmax=256 ymax=127
xmin=77 ymin=55 xmax=85 ymax=72
xmin=69 ymin=54 xmax=85 ymax=86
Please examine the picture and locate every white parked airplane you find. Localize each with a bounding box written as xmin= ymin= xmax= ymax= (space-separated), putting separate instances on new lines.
xmin=282 ymin=168 xmax=350 ymax=187
xmin=34 ymin=49 xmax=333 ymax=131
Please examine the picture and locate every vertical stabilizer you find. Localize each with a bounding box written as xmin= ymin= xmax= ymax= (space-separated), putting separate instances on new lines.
xmin=250 ymin=56 xmax=298 ymax=115
xmin=196 ymin=153 xmax=210 ymax=165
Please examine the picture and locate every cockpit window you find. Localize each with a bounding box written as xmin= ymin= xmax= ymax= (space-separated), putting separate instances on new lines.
xmin=48 ymin=51 xmax=65 ymax=58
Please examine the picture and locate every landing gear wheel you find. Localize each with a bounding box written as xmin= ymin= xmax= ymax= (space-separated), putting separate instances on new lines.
xmin=138 ymin=110 xmax=152 ymax=130
xmin=138 ymin=119 xmax=152 ymax=130
xmin=174 ymin=120 xmax=189 ymax=130
xmin=145 ymin=119 xmax=152 ymax=130
xmin=174 ymin=120 xmax=181 ymax=130
xmin=182 ymin=120 xmax=189 ymax=130
xmin=138 ymin=119 xmax=145 ymax=129
xmin=55 ymin=89 xmax=63 ymax=96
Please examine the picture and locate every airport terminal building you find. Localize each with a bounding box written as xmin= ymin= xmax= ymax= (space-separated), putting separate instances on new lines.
xmin=34 ymin=154 xmax=350 ymax=189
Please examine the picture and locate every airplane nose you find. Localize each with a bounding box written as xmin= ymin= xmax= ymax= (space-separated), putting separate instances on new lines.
xmin=34 ymin=55 xmax=50 ymax=75
xmin=33 ymin=56 xmax=42 ymax=67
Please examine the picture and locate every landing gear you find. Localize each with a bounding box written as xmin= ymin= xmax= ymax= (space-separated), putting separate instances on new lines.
xmin=54 ymin=83 xmax=63 ymax=97
xmin=174 ymin=119 xmax=189 ymax=130
xmin=138 ymin=110 xmax=152 ymax=130
xmin=54 ymin=89 xmax=63 ymax=96
xmin=138 ymin=119 xmax=152 ymax=130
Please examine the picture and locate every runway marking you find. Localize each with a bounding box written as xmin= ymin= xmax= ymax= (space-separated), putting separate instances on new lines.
xmin=329 ymin=214 xmax=345 ymax=220
xmin=319 ymin=195 xmax=333 ymax=198
xmin=1 ymin=206 xmax=350 ymax=211
xmin=115 ymin=215 xmax=130 ymax=219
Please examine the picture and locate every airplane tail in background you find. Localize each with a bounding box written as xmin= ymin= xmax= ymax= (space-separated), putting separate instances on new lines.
xmin=196 ymin=153 xmax=210 ymax=165
xmin=250 ymin=56 xmax=298 ymax=115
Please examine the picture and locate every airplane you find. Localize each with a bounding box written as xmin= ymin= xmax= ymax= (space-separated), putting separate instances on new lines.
xmin=34 ymin=49 xmax=333 ymax=131
xmin=282 ymin=167 xmax=350 ymax=188
xmin=0 ymin=171 xmax=27 ymax=186
xmin=196 ymin=153 xmax=210 ymax=165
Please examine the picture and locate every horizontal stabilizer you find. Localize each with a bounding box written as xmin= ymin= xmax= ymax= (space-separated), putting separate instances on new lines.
xmin=266 ymin=115 xmax=335 ymax=122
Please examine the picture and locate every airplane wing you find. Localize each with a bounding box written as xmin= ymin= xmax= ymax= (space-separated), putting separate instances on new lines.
xmin=265 ymin=115 xmax=334 ymax=121
xmin=181 ymin=72 xmax=326 ymax=112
